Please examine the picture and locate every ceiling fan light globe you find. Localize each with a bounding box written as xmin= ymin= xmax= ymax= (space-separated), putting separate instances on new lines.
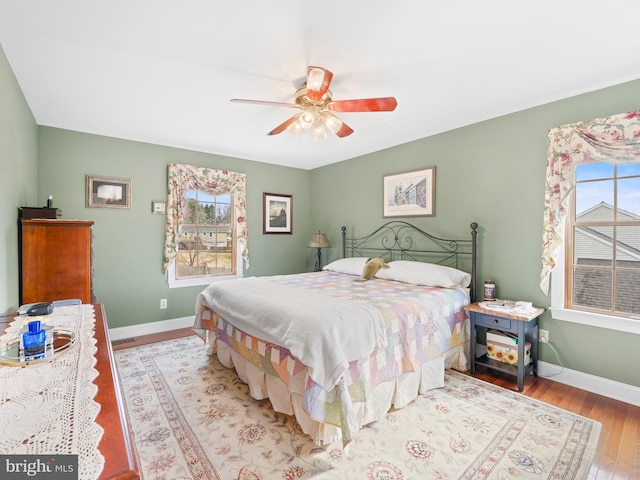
xmin=299 ymin=111 xmax=314 ymax=129
xmin=287 ymin=122 xmax=302 ymax=137
xmin=320 ymin=112 xmax=343 ymax=134
xmin=313 ymin=124 xmax=327 ymax=142
xmin=307 ymin=68 xmax=326 ymax=91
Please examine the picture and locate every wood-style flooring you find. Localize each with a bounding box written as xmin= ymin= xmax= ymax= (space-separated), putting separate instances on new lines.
xmin=113 ymin=329 xmax=640 ymax=480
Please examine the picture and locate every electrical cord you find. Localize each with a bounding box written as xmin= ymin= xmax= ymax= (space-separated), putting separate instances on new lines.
xmin=538 ymin=340 xmax=565 ymax=378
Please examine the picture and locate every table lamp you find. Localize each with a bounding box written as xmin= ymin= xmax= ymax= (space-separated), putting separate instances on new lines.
xmin=308 ymin=232 xmax=332 ymax=271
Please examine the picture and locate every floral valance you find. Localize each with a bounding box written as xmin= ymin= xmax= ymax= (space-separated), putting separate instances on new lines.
xmin=163 ymin=163 xmax=248 ymax=272
xmin=540 ymin=110 xmax=640 ymax=294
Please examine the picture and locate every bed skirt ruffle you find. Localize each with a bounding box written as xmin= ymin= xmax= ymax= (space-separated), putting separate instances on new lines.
xmin=200 ymin=328 xmax=469 ymax=445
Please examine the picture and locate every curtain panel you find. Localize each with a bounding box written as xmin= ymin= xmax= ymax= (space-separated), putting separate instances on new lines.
xmin=540 ymin=110 xmax=640 ymax=294
xmin=163 ymin=163 xmax=248 ymax=273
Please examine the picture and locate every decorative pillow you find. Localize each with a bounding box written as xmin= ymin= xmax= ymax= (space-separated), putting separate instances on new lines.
xmin=375 ymin=260 xmax=471 ymax=287
xmin=322 ymin=257 xmax=369 ymax=276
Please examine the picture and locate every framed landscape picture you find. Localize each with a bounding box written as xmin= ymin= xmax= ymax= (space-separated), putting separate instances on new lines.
xmin=86 ymin=175 xmax=131 ymax=209
xmin=383 ymin=167 xmax=435 ymax=217
xmin=263 ymin=193 xmax=292 ymax=234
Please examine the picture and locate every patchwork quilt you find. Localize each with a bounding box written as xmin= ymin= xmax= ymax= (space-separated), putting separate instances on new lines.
xmin=194 ymin=271 xmax=470 ymax=444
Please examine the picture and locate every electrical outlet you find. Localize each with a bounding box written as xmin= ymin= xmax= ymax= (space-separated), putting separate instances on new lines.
xmin=160 ymin=298 xmax=168 ymax=309
xmin=539 ymin=329 xmax=549 ymax=343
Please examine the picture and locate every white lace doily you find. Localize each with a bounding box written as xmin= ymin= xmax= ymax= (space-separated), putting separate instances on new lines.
xmin=0 ymin=304 xmax=105 ymax=480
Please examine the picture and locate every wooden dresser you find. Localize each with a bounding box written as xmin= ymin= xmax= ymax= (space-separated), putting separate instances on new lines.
xmin=19 ymin=219 xmax=95 ymax=305
xmin=93 ymin=304 xmax=140 ymax=479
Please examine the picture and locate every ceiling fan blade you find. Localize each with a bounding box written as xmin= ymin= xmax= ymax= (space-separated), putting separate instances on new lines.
xmin=230 ymin=98 xmax=297 ymax=108
xmin=334 ymin=121 xmax=354 ymax=138
xmin=327 ymin=97 xmax=398 ymax=112
xmin=306 ymin=66 xmax=333 ymax=102
xmin=267 ymin=114 xmax=301 ymax=136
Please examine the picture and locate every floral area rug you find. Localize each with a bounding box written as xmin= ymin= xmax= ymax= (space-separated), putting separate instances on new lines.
xmin=114 ymin=335 xmax=600 ymax=480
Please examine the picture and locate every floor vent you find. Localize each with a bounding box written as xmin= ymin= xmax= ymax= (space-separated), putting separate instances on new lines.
xmin=111 ymin=337 xmax=136 ymax=346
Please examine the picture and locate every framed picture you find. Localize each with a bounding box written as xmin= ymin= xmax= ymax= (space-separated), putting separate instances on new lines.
xmin=263 ymin=193 xmax=293 ymax=234
xmin=383 ymin=167 xmax=436 ymax=217
xmin=86 ymin=175 xmax=131 ymax=209
xmin=151 ymin=201 xmax=166 ymax=214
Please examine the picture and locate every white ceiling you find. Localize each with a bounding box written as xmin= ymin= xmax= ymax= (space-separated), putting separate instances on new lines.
xmin=1 ymin=1 xmax=640 ymax=170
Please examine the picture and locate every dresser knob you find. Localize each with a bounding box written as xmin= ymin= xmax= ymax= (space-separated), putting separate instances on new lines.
xmin=493 ymin=319 xmax=499 ymax=324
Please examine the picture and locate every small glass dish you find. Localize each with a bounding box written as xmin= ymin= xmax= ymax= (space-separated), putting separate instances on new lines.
xmin=0 ymin=329 xmax=75 ymax=365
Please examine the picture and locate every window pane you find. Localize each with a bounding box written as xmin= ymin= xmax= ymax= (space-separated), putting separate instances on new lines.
xmin=196 ymin=191 xmax=222 ymax=203
xmin=569 ymin=160 xmax=640 ymax=319
xmin=177 ymin=229 xmax=233 ymax=277
xmin=572 ymin=266 xmax=612 ymax=310
xmin=574 ymin=180 xmax=614 ymax=219
xmin=617 ymin=177 xmax=640 ymax=217
xmin=618 ymin=163 xmax=640 ymax=177
xmin=575 ymin=162 xmax=613 ymax=181
xmin=182 ymin=200 xmax=196 ymax=223
xmin=177 ymin=190 xmax=234 ymax=279
xmin=615 ymin=271 xmax=640 ymax=315
xmin=615 ymin=225 xmax=640 ymax=268
xmin=573 ymin=226 xmax=613 ymax=266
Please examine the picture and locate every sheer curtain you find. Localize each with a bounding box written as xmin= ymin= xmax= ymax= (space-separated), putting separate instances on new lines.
xmin=163 ymin=163 xmax=248 ymax=272
xmin=540 ymin=110 xmax=640 ymax=294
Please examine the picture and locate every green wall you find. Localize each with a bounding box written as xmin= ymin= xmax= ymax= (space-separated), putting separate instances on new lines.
xmin=310 ymin=79 xmax=640 ymax=388
xmin=36 ymin=127 xmax=310 ymax=328
xmin=0 ymin=45 xmax=38 ymax=311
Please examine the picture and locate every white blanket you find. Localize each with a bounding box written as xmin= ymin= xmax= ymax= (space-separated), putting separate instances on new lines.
xmin=196 ymin=277 xmax=387 ymax=390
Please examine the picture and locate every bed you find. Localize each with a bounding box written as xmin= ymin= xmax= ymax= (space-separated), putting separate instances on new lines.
xmin=193 ymin=221 xmax=478 ymax=446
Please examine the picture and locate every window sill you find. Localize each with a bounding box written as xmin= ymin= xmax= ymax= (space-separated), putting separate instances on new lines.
xmin=550 ymin=307 xmax=640 ymax=334
xmin=168 ymin=274 xmax=242 ymax=289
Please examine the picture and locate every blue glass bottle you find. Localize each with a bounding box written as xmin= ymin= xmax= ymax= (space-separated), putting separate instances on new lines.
xmin=23 ymin=320 xmax=47 ymax=360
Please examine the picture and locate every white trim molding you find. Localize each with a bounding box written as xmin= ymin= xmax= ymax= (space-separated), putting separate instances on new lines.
xmin=539 ymin=360 xmax=640 ymax=407
xmin=109 ymin=315 xmax=195 ymax=341
xmin=475 ymin=344 xmax=639 ymax=407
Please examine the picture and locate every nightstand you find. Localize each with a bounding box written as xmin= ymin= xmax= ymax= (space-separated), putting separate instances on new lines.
xmin=465 ymin=302 xmax=544 ymax=391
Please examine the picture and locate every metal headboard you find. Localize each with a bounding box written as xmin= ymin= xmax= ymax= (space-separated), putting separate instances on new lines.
xmin=341 ymin=221 xmax=479 ymax=301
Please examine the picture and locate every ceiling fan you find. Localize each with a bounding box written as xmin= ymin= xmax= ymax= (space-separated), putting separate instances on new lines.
xmin=231 ymin=66 xmax=397 ymax=141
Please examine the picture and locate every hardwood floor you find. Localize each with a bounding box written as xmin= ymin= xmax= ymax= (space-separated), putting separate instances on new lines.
xmin=470 ymin=367 xmax=640 ymax=480
xmin=114 ymin=329 xmax=640 ymax=480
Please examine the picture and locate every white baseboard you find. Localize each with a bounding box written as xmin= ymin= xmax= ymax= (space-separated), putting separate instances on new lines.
xmin=109 ymin=315 xmax=195 ymax=341
xmin=538 ymin=360 xmax=640 ymax=407
xmin=475 ymin=343 xmax=639 ymax=407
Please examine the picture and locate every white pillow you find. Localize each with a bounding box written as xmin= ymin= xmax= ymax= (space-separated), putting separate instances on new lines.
xmin=375 ymin=260 xmax=471 ymax=288
xmin=322 ymin=257 xmax=369 ymax=276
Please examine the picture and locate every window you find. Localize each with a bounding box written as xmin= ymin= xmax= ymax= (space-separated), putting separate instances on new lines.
xmin=542 ymin=111 xmax=640 ymax=334
xmin=175 ymin=190 xmax=236 ymax=280
xmin=567 ymin=162 xmax=640 ymax=317
xmin=163 ymin=164 xmax=248 ymax=288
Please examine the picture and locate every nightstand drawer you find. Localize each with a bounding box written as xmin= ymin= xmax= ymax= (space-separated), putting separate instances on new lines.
xmin=475 ymin=313 xmax=512 ymax=330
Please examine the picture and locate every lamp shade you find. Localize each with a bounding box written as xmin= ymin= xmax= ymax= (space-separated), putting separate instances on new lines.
xmin=308 ymin=233 xmax=331 ymax=248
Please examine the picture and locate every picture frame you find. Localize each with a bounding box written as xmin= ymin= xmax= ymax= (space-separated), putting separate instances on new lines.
xmin=86 ymin=175 xmax=131 ymax=209
xmin=383 ymin=167 xmax=436 ymax=217
xmin=151 ymin=201 xmax=166 ymax=214
xmin=263 ymin=193 xmax=293 ymax=234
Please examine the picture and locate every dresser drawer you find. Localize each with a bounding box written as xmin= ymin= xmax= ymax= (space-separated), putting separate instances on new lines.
xmin=475 ymin=313 xmax=512 ymax=330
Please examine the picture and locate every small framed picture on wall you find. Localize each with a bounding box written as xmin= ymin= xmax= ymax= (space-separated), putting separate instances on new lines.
xmin=383 ymin=167 xmax=435 ymax=217
xmin=151 ymin=201 xmax=166 ymax=214
xmin=86 ymin=175 xmax=131 ymax=209
xmin=263 ymin=193 xmax=292 ymax=234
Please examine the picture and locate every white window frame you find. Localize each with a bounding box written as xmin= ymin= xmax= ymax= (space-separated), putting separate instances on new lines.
xmin=550 ymin=227 xmax=640 ymax=335
xmin=167 ymin=237 xmax=243 ymax=288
